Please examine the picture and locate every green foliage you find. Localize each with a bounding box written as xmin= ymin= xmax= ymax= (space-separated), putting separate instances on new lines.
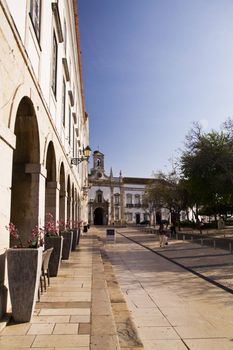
xmin=180 ymin=121 xmax=233 ymax=217
xmin=143 ymin=171 xmax=190 ymax=220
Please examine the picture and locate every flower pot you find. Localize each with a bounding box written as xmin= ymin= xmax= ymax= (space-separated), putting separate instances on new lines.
xmin=0 ymin=251 xmax=7 ymax=319
xmin=60 ymin=231 xmax=73 ymax=260
xmin=71 ymin=230 xmax=78 ymax=251
xmin=44 ymin=235 xmax=63 ymax=277
xmin=77 ymin=228 xmax=81 ymax=245
xmin=7 ymin=247 xmax=43 ymax=323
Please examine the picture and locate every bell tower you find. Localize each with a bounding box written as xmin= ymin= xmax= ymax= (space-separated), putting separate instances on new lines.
xmin=92 ymin=151 xmax=105 ymax=178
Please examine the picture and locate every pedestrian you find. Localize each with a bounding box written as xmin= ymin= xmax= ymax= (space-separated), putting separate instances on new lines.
xmin=158 ymin=223 xmax=166 ymax=247
xmin=170 ymin=212 xmax=177 ymax=236
xmin=170 ymin=223 xmax=176 ymax=236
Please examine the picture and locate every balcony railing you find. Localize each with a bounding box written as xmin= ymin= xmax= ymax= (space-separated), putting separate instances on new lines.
xmin=126 ymin=203 xmax=142 ymax=208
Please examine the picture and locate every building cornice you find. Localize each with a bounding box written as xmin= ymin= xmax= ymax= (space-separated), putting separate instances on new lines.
xmin=73 ymin=0 xmax=85 ymax=120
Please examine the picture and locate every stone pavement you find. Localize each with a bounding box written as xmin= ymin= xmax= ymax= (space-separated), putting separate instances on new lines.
xmin=100 ymin=227 xmax=233 ymax=350
xmin=0 ymin=233 xmax=142 ymax=350
xmin=2 ymin=227 xmax=233 ymax=349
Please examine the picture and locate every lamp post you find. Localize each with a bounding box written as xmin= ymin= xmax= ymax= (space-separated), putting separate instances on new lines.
xmin=71 ymin=146 xmax=91 ymax=165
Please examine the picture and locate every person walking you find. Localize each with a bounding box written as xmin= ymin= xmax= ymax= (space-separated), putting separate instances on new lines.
xmin=159 ymin=223 xmax=166 ymax=247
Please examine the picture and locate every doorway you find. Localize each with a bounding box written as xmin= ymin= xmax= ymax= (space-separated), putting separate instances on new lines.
xmin=94 ymin=207 xmax=104 ymax=225
xmin=136 ymin=213 xmax=140 ymax=224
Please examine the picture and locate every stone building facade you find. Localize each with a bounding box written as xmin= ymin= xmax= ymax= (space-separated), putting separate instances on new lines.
xmin=0 ymin=0 xmax=89 ymax=318
xmin=88 ymin=151 xmax=151 ymax=225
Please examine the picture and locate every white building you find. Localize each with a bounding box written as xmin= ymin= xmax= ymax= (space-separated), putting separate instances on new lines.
xmin=88 ymin=151 xmax=151 ymax=225
xmin=0 ymin=0 xmax=89 ymax=318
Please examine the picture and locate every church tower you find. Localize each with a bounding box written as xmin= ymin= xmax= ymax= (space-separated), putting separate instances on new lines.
xmin=91 ymin=150 xmax=105 ymax=178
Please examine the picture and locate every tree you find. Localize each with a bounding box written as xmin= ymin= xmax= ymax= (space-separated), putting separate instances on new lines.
xmin=143 ymin=171 xmax=189 ymax=228
xmin=180 ymin=122 xmax=233 ymax=221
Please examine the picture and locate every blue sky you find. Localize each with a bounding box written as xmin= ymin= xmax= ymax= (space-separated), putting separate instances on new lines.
xmin=78 ymin=0 xmax=233 ymax=178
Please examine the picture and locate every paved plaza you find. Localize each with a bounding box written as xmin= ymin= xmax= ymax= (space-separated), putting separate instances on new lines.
xmin=1 ymin=227 xmax=233 ymax=349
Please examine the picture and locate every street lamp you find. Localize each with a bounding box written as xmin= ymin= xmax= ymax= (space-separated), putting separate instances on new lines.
xmin=71 ymin=146 xmax=91 ymax=165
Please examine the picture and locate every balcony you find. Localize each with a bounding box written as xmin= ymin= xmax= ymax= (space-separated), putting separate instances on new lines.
xmin=126 ymin=203 xmax=142 ymax=208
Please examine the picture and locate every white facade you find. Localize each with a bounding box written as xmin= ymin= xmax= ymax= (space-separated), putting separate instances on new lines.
xmin=88 ymin=151 xmax=151 ymax=225
xmin=0 ymin=0 xmax=89 ymax=317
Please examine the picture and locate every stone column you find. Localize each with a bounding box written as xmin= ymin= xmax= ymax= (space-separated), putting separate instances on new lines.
xmin=89 ymin=202 xmax=93 ymax=225
xmin=59 ymin=190 xmax=67 ymax=223
xmin=45 ymin=181 xmax=60 ymax=223
xmin=25 ymin=163 xmax=47 ymax=238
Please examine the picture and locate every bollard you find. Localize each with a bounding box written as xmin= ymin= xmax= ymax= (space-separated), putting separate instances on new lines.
xmin=214 ymin=240 xmax=216 ymax=249
xmin=191 ymin=236 xmax=193 ymax=241
xmin=183 ymin=234 xmax=185 ymax=241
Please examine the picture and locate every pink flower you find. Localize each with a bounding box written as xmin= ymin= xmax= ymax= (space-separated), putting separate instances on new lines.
xmin=6 ymin=223 xmax=19 ymax=240
xmin=44 ymin=213 xmax=58 ymax=236
xmin=6 ymin=223 xmax=44 ymax=248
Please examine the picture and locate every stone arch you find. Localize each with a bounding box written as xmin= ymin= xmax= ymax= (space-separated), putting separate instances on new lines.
xmin=59 ymin=162 xmax=66 ymax=223
xmin=8 ymin=85 xmax=43 ymax=145
xmin=10 ymin=96 xmax=40 ymax=245
xmin=44 ymin=141 xmax=57 ymax=221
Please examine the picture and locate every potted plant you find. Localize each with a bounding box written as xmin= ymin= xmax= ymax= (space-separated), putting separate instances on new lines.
xmin=59 ymin=220 xmax=73 ymax=260
xmin=6 ymin=223 xmax=43 ymax=323
xmin=71 ymin=220 xmax=82 ymax=250
xmin=44 ymin=213 xmax=63 ymax=277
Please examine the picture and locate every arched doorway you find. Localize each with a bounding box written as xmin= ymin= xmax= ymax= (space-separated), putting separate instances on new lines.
xmin=94 ymin=207 xmax=104 ymax=225
xmin=10 ymin=97 xmax=40 ymax=245
xmin=45 ymin=142 xmax=57 ymax=221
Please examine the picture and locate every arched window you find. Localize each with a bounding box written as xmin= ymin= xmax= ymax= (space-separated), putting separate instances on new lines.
xmin=96 ymin=190 xmax=103 ymax=203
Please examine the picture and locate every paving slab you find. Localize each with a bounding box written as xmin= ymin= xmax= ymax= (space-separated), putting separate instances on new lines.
xmin=95 ymin=227 xmax=233 ymax=350
xmin=32 ymin=334 xmax=90 ymax=347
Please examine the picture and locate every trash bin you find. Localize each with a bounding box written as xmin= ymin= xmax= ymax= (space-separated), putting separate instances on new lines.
xmin=83 ymin=225 xmax=88 ymax=233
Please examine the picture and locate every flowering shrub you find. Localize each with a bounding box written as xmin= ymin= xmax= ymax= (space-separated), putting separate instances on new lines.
xmin=58 ymin=219 xmax=72 ymax=232
xmin=6 ymin=223 xmax=44 ymax=248
xmin=73 ymin=220 xmax=83 ymax=229
xmin=28 ymin=225 xmax=44 ymax=248
xmin=6 ymin=223 xmax=22 ymax=248
xmin=44 ymin=213 xmax=59 ymax=236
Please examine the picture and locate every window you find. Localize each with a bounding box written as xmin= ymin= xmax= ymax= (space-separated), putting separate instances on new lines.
xmin=97 ymin=193 xmax=102 ymax=203
xmin=114 ymin=194 xmax=120 ymax=205
xmin=62 ymin=79 xmax=66 ymax=127
xmin=64 ymin=19 xmax=67 ymax=53
xmin=72 ymin=126 xmax=75 ymax=156
xmin=135 ymin=194 xmax=140 ymax=205
xmin=115 ymin=207 xmax=119 ymax=220
xmin=30 ymin=0 xmax=41 ymax=41
xmin=51 ymin=32 xmax=58 ymax=96
xmin=126 ymin=194 xmax=132 ymax=205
